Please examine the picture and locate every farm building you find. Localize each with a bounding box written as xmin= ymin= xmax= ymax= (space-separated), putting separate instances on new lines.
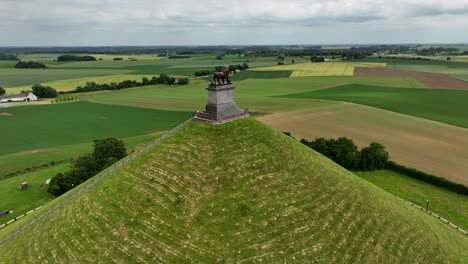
xmin=0 ymin=92 xmax=38 ymax=103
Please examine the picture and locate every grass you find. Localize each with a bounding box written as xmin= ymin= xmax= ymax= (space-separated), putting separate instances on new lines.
xmin=0 ymin=101 xmax=190 ymax=156
xmin=356 ymin=170 xmax=468 ymax=231
xmin=280 ymin=84 xmax=468 ymax=129
xmin=0 ymin=118 xmax=466 ymax=262
xmin=252 ymin=62 xmax=386 ymax=77
xmin=0 ymin=164 xmax=69 ymax=225
xmin=0 ymin=130 xmax=167 ymax=179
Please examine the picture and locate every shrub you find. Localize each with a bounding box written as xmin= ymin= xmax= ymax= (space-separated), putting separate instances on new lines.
xmin=32 ymin=84 xmax=58 ymax=98
xmin=359 ymin=143 xmax=389 ymax=170
xmin=386 ymin=161 xmax=467 ymax=196
xmin=0 ymin=87 xmax=5 ymax=96
xmin=15 ymin=61 xmax=47 ymax=68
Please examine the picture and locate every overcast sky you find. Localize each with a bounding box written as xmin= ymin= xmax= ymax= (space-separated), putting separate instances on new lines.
xmin=1 ymin=0 xmax=467 ymax=46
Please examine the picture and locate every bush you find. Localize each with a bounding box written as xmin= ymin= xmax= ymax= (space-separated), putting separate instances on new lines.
xmin=32 ymin=84 xmax=58 ymax=98
xmin=15 ymin=61 xmax=47 ymax=68
xmin=0 ymin=87 xmax=5 ymax=96
xmin=113 ymin=57 xmax=123 ymax=61
xmin=386 ymin=161 xmax=468 ymax=196
xmin=302 ymin=137 xmax=360 ymax=170
xmin=359 ymin=143 xmax=389 ymax=170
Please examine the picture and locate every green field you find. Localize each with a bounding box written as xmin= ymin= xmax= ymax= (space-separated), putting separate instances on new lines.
xmin=0 ymin=101 xmax=190 ymax=156
xmin=0 ymin=164 xmax=69 ymax=224
xmin=7 ymin=74 xmax=152 ymax=93
xmin=1 ymin=118 xmax=466 ymax=262
xmin=0 ymin=68 xmax=133 ymax=88
xmin=356 ymin=170 xmax=468 ymax=230
xmin=280 ymin=84 xmax=468 ymax=128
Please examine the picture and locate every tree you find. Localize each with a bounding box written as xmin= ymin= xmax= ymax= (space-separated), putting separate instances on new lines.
xmin=32 ymin=84 xmax=58 ymax=98
xmin=331 ymin=137 xmax=360 ymax=170
xmin=92 ymin=138 xmax=127 ymax=168
xmin=0 ymin=87 xmax=5 ymax=96
xmin=359 ymin=142 xmax=389 ymax=170
xmin=216 ymin=54 xmax=224 ymax=60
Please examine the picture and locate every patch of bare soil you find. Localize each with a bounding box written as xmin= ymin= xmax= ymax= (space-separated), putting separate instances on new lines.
xmin=354 ymin=67 xmax=468 ymax=90
xmin=0 ymin=112 xmax=13 ymax=116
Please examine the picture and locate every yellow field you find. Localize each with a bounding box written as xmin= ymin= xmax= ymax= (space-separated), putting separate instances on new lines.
xmin=8 ymin=74 xmax=151 ymax=93
xmin=252 ymin=62 xmax=386 ymax=77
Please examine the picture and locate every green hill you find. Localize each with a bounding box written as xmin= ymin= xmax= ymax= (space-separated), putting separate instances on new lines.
xmin=0 ymin=118 xmax=466 ymax=262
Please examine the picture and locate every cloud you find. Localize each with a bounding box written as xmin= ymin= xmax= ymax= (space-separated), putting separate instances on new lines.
xmin=0 ymin=0 xmax=467 ymax=45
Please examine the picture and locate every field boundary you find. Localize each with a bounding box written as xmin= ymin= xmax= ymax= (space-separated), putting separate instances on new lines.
xmin=404 ymin=200 xmax=467 ymax=236
xmin=0 ymin=117 xmax=193 ymax=245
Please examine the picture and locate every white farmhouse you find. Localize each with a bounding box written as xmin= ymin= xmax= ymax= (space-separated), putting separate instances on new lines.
xmin=0 ymin=92 xmax=38 ymax=103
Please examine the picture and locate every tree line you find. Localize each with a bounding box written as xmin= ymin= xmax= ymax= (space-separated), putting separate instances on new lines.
xmin=295 ymin=136 xmax=389 ymax=171
xmin=48 ymin=138 xmax=127 ymax=196
xmin=57 ymin=55 xmax=97 ymax=61
xmin=0 ymin=53 xmax=19 ymax=60
xmin=194 ymin=63 xmax=249 ymax=77
xmin=60 ymin=74 xmax=189 ymax=94
xmin=15 ymin=61 xmax=47 ymax=68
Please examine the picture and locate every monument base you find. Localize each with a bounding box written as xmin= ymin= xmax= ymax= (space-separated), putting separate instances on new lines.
xmin=194 ymin=83 xmax=249 ymax=124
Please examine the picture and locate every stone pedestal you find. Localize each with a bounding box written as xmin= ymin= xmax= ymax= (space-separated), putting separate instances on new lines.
xmin=195 ymin=83 xmax=248 ymax=124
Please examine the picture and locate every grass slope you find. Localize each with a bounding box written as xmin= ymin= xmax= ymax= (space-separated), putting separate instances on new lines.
xmin=0 ymin=118 xmax=466 ymax=262
xmin=280 ymin=84 xmax=468 ymax=128
xmin=0 ymin=164 xmax=69 ymax=224
xmin=356 ymin=170 xmax=468 ymax=231
xmin=0 ymin=101 xmax=190 ymax=155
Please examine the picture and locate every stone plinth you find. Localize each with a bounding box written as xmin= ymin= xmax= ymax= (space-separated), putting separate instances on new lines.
xmin=195 ymin=83 xmax=248 ymax=124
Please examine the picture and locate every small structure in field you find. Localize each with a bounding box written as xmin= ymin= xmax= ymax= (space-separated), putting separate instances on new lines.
xmin=20 ymin=182 xmax=29 ymax=190
xmin=0 ymin=92 xmax=38 ymax=103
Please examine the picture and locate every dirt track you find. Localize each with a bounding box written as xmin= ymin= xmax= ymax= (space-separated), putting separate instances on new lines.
xmin=354 ymin=67 xmax=468 ymax=90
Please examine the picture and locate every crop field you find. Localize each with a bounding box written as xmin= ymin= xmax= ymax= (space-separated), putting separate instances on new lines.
xmin=360 ymin=57 xmax=468 ymax=81
xmin=0 ymin=130 xmax=166 ymax=179
xmin=0 ymin=68 xmax=131 ymax=88
xmin=7 ymin=74 xmax=151 ymax=93
xmin=76 ymin=76 xmax=425 ymax=113
xmin=1 ymin=119 xmax=466 ymax=262
xmin=0 ymin=101 xmax=190 ymax=156
xmin=354 ymin=67 xmax=468 ymax=89
xmin=280 ymin=84 xmax=468 ymax=129
xmin=258 ymin=102 xmax=468 ymax=185
xmin=356 ymin=170 xmax=468 ymax=230
xmin=0 ymin=164 xmax=69 ymax=224
xmin=251 ymin=62 xmax=386 ymax=77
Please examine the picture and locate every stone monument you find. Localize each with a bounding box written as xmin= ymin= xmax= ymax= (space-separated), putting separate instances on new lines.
xmin=195 ymin=65 xmax=249 ymax=124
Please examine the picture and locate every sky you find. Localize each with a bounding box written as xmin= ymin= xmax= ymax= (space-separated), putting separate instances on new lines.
xmin=0 ymin=0 xmax=467 ymax=46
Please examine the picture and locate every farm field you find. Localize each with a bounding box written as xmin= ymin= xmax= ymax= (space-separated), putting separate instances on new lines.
xmin=252 ymin=62 xmax=386 ymax=77
xmin=354 ymin=67 xmax=468 ymax=89
xmin=7 ymin=74 xmax=152 ymax=93
xmin=0 ymin=118 xmax=466 ymax=262
xmin=0 ymin=101 xmax=190 ymax=156
xmin=76 ymin=76 xmax=425 ymax=113
xmin=0 ymin=130 xmax=166 ymax=179
xmin=360 ymin=57 xmax=468 ymax=81
xmin=0 ymin=68 xmax=131 ymax=88
xmin=0 ymin=164 xmax=69 ymax=224
xmin=258 ymin=102 xmax=468 ymax=185
xmin=356 ymin=170 xmax=468 ymax=230
xmin=280 ymin=84 xmax=468 ymax=129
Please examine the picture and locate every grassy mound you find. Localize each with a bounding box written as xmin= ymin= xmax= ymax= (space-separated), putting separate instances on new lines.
xmin=0 ymin=118 xmax=466 ymax=262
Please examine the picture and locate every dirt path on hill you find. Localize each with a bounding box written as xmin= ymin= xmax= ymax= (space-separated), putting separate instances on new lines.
xmin=354 ymin=67 xmax=468 ymax=90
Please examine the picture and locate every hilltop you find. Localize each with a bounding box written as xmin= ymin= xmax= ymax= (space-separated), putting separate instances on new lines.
xmin=0 ymin=118 xmax=466 ymax=262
